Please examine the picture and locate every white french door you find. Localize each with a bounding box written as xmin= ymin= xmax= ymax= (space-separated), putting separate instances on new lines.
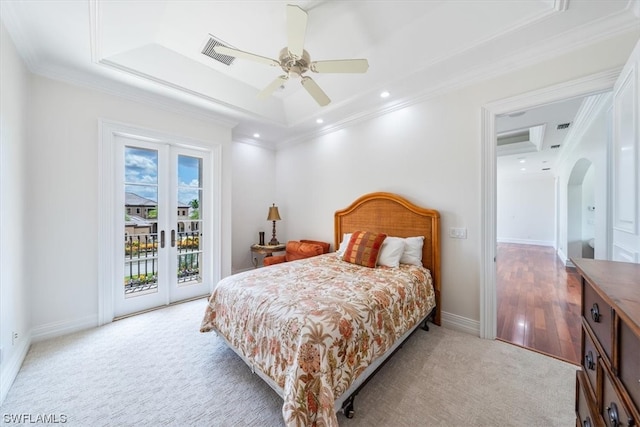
xmin=113 ymin=135 xmax=212 ymax=317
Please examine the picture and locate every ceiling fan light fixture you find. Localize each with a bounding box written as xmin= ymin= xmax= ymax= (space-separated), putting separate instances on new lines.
xmin=212 ymin=4 xmax=368 ymax=107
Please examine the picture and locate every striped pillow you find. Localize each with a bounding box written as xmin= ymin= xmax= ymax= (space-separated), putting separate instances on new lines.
xmin=342 ymin=231 xmax=387 ymax=268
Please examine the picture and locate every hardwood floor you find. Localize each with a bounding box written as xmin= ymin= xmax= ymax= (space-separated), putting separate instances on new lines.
xmin=496 ymin=243 xmax=582 ymax=365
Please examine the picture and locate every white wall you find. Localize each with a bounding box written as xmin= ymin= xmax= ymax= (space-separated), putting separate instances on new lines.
xmin=497 ymin=175 xmax=556 ymax=246
xmin=0 ymin=20 xmax=30 ymax=403
xmin=274 ymin=31 xmax=640 ymax=332
xmin=25 ymin=76 xmax=234 ymax=337
xmin=582 ymin=165 xmax=596 ymax=258
xmin=231 ymin=142 xmax=277 ymax=272
xmin=557 ymin=108 xmax=610 ymax=263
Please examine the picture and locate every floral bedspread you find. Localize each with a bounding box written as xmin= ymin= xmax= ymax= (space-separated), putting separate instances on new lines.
xmin=200 ymin=253 xmax=435 ymax=427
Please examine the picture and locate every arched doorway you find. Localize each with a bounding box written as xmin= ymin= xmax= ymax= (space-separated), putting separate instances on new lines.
xmin=566 ymin=158 xmax=595 ymax=265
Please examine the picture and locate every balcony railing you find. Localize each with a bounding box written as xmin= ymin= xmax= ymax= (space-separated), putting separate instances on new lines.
xmin=124 ymin=231 xmax=201 ymax=295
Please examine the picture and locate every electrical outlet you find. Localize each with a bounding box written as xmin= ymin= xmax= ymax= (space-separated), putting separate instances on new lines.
xmin=449 ymin=227 xmax=467 ymax=239
xmin=12 ymin=332 xmax=18 ymax=345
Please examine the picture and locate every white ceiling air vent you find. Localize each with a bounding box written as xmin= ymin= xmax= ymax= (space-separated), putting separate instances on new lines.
xmin=202 ymin=35 xmax=236 ymax=66
xmin=556 ymin=122 xmax=571 ymax=130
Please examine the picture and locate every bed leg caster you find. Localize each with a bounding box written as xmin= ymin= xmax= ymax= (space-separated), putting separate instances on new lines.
xmin=343 ymin=397 xmax=355 ymax=419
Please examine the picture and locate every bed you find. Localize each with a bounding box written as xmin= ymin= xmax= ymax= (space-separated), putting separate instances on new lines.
xmin=200 ymin=192 xmax=441 ymax=426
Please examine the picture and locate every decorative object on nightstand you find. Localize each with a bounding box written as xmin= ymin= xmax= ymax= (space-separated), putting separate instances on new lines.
xmin=267 ymin=203 xmax=281 ymax=245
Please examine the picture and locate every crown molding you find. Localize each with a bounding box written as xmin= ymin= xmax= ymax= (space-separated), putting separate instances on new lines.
xmin=276 ymin=20 xmax=635 ymax=150
xmin=555 ymin=91 xmax=613 ymax=168
xmin=0 ymin=1 xmax=39 ymax=72
xmin=89 ymin=0 xmax=101 ymax=64
xmin=233 ymin=137 xmax=276 ymax=150
xmin=555 ymin=0 xmax=570 ymax=12
xmin=6 ymin=0 xmax=637 ymax=151
xmin=30 ymin=62 xmax=239 ymax=130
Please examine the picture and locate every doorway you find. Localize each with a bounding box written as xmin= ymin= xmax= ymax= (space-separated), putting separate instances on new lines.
xmin=99 ymin=121 xmax=220 ymax=323
xmin=115 ymin=136 xmax=211 ymax=317
xmin=567 ymin=159 xmax=595 ymax=263
xmin=480 ymin=69 xmax=619 ymax=339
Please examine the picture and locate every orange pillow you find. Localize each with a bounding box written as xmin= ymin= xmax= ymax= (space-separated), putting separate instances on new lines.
xmin=342 ymin=231 xmax=387 ymax=268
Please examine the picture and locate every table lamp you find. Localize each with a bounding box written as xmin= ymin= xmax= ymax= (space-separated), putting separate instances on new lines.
xmin=267 ymin=203 xmax=281 ymax=245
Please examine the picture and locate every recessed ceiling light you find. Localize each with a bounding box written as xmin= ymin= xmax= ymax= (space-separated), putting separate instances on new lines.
xmin=253 ymin=133 xmax=260 ymax=138
xmin=520 ymin=168 xmax=526 ymax=171
xmin=519 ymin=159 xmax=526 ymax=163
xmin=380 ymin=91 xmax=390 ymax=98
xmin=316 ymin=118 xmax=324 ymax=124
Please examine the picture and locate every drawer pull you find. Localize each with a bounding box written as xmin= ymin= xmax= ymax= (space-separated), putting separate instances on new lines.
xmin=606 ymin=402 xmax=619 ymax=427
xmin=585 ymin=351 xmax=595 ymax=370
xmin=583 ymin=417 xmax=592 ymax=427
xmin=590 ymin=303 xmax=601 ymax=323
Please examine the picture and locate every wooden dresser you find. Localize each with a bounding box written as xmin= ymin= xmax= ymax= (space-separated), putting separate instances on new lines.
xmin=573 ymin=258 xmax=640 ymax=427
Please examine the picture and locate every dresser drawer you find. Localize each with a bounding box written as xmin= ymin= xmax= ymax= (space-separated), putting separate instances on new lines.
xmin=601 ymin=360 xmax=636 ymax=427
xmin=583 ymin=325 xmax=600 ymax=397
xmin=583 ymin=280 xmax=613 ymax=359
xmin=618 ymin=320 xmax=640 ymax=412
xmin=577 ymin=370 xmax=604 ymax=427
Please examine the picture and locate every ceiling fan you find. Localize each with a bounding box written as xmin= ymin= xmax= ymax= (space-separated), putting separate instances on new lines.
xmin=213 ymin=4 xmax=369 ymax=107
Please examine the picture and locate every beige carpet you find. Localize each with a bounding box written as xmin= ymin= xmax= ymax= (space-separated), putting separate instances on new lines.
xmin=0 ymin=298 xmax=577 ymax=426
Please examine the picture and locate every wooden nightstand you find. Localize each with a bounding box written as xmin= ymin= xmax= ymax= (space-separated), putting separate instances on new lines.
xmin=251 ymin=243 xmax=286 ymax=267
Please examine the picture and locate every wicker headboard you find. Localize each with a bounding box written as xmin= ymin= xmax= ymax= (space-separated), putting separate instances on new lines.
xmin=334 ymin=192 xmax=441 ymax=326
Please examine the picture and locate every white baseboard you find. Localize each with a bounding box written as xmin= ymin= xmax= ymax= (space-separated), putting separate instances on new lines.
xmin=0 ymin=331 xmax=31 ymax=405
xmin=557 ymin=248 xmax=571 ymax=267
xmin=31 ymin=315 xmax=98 ymax=343
xmin=497 ymin=238 xmax=555 ymax=247
xmin=440 ymin=311 xmax=480 ymax=336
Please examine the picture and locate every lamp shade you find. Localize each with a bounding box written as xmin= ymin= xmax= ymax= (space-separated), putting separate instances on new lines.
xmin=267 ymin=204 xmax=281 ymax=221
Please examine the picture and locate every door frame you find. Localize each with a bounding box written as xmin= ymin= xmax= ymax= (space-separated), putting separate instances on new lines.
xmin=98 ymin=119 xmax=222 ymax=325
xmin=479 ymin=68 xmax=620 ymax=339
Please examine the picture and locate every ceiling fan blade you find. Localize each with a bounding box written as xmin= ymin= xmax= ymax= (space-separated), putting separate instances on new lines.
xmin=310 ymin=59 xmax=369 ymax=73
xmin=287 ymin=4 xmax=308 ymax=58
xmin=212 ymin=45 xmax=280 ymax=67
xmin=257 ymin=75 xmax=288 ymax=99
xmin=301 ymin=76 xmax=330 ymax=106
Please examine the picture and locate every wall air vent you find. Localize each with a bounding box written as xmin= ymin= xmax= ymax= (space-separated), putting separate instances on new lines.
xmin=556 ymin=122 xmax=571 ymax=130
xmin=550 ymin=144 xmax=561 ymax=149
xmin=202 ymin=35 xmax=236 ymax=66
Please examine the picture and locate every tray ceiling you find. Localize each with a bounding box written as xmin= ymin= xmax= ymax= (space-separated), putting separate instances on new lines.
xmin=1 ymin=0 xmax=638 ymax=147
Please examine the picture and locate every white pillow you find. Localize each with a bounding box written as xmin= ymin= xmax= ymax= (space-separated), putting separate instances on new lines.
xmin=400 ymin=236 xmax=424 ymax=266
xmin=377 ymin=237 xmax=405 ymax=267
xmin=336 ymin=233 xmax=352 ymax=256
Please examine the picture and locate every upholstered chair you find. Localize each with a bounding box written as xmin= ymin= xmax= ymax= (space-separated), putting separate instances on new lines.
xmin=263 ymin=240 xmax=330 ymax=266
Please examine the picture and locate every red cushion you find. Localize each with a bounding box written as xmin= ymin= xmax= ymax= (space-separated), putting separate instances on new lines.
xmin=285 ymin=241 xmax=324 ymax=262
xmin=300 ymin=239 xmax=330 ymax=254
xmin=342 ymin=231 xmax=387 ymax=268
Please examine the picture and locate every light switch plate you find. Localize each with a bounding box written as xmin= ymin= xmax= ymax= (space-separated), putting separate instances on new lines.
xmin=449 ymin=227 xmax=467 ymax=239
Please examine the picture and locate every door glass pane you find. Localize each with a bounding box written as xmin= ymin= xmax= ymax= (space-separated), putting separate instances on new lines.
xmin=177 ymin=155 xmax=202 ymax=286
xmin=124 ymin=147 xmax=159 ymax=297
